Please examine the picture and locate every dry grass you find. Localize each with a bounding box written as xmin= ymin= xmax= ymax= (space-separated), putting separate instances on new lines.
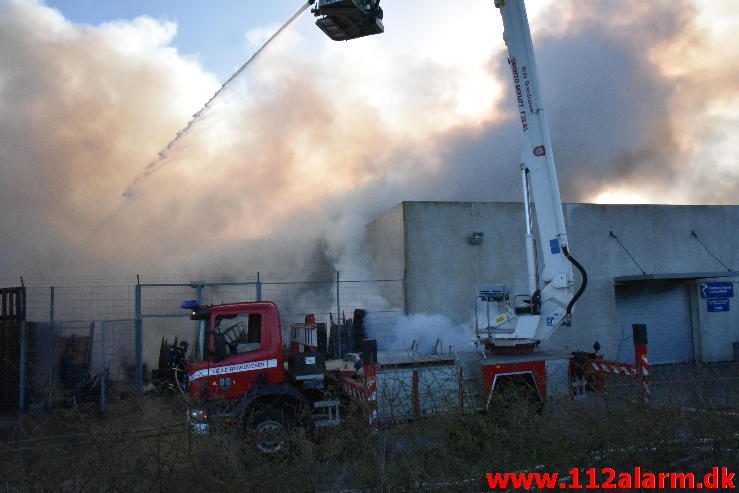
xmin=1 ymin=376 xmax=737 ymax=492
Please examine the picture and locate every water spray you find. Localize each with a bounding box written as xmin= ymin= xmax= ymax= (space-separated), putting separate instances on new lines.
xmin=121 ymin=1 xmax=312 ymax=199
xmin=82 ymin=2 xmax=312 ymax=244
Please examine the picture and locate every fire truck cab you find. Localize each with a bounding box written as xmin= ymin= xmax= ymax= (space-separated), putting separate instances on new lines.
xmin=181 ymin=300 xmax=344 ymax=453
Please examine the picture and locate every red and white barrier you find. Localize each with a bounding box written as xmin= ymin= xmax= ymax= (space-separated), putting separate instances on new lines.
xmin=570 ymin=324 xmax=651 ymax=404
xmin=340 ymin=339 xmax=379 ymax=431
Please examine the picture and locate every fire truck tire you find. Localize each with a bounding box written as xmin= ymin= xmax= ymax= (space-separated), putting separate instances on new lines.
xmin=250 ymin=407 xmax=289 ymax=454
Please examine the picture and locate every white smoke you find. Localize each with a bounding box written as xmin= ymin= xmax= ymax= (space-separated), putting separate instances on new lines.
xmin=366 ymin=313 xmax=475 ymax=353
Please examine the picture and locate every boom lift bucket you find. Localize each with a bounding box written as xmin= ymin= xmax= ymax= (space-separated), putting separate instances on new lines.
xmin=312 ymin=0 xmax=384 ymax=41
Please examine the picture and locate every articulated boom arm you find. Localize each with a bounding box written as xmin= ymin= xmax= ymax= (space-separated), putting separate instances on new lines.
xmin=478 ymin=0 xmax=586 ymax=347
xmin=499 ymin=0 xmax=570 ymax=285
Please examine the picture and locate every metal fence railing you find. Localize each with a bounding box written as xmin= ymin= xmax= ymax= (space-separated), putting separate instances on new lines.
xmin=21 ymin=320 xmax=137 ymax=412
xmin=11 ymin=272 xmax=404 ymax=412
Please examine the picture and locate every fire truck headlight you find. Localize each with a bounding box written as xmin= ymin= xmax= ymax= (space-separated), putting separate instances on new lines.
xmin=188 ymin=409 xmax=209 ymax=434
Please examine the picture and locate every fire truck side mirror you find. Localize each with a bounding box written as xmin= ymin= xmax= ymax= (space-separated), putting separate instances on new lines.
xmin=213 ymin=332 xmax=228 ymax=362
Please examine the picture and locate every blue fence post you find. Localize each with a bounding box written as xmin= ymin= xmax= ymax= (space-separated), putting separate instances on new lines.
xmin=100 ymin=321 xmax=107 ymax=412
xmin=336 ymin=271 xmax=341 ymax=358
xmin=256 ymin=272 xmax=262 ymax=301
xmin=48 ymin=286 xmax=55 ymax=408
xmin=195 ymin=283 xmax=203 ymax=305
xmin=135 ymin=281 xmax=143 ymax=393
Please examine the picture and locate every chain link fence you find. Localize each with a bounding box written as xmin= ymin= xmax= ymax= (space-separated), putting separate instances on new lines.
xmin=13 ymin=272 xmax=404 ymax=412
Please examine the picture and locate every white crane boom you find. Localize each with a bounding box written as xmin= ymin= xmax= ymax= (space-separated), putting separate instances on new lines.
xmin=475 ymin=0 xmax=587 ymax=350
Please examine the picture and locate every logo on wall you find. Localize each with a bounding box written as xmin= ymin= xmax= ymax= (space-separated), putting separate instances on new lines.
xmin=533 ymin=145 xmax=546 ymax=157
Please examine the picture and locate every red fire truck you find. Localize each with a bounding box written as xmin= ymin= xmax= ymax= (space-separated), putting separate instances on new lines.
xmin=178 ymin=300 xmax=366 ymax=452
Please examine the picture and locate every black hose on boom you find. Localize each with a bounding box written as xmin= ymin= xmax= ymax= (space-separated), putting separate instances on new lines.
xmin=562 ymin=245 xmax=587 ymax=319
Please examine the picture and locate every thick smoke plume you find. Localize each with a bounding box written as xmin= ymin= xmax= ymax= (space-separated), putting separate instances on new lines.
xmin=0 ymin=0 xmax=738 ymax=284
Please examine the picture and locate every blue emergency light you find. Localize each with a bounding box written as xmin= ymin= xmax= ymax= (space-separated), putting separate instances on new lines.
xmin=181 ymin=299 xmax=200 ymax=310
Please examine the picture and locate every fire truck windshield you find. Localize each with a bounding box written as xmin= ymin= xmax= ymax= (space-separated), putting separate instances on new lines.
xmin=215 ymin=314 xmax=262 ymax=354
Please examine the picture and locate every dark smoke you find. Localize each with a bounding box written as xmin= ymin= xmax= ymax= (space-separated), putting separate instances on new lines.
xmin=0 ymin=0 xmax=737 ymax=283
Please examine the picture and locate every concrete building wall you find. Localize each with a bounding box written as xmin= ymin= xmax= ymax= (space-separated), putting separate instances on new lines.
xmin=366 ymin=201 xmax=739 ymax=362
xmin=363 ymin=202 xmax=406 ymax=279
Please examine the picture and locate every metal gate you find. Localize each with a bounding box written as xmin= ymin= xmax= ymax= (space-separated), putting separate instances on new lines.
xmin=0 ymin=287 xmax=25 ymax=409
xmin=615 ymin=281 xmax=694 ymax=364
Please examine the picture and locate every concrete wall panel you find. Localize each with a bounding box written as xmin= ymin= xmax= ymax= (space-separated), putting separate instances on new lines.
xmin=368 ymin=201 xmax=739 ymax=363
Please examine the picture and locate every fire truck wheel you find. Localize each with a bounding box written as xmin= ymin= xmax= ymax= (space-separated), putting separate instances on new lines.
xmin=251 ymin=408 xmax=288 ymax=454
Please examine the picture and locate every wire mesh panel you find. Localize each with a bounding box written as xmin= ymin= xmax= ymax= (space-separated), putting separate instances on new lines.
xmin=52 ymin=286 xmax=134 ymax=322
xmin=24 ymin=321 xmax=102 ymax=409
xmin=137 ymin=284 xmax=202 ymax=391
xmin=0 ymin=286 xmax=24 ymax=410
xmin=140 ymin=285 xmax=197 ymax=318
xmin=361 ymin=310 xmax=401 ymax=347
xmin=25 ymin=286 xmax=135 ymax=326
xmin=261 ymin=281 xmax=337 ymax=328
xmin=21 ymin=283 xmax=139 ymax=409
xmin=25 ymin=286 xmax=50 ymax=325
xmin=340 ymin=279 xmax=404 ymax=347
xmin=24 ymin=322 xmax=53 ymax=408
xmin=16 ymin=274 xmax=407 ymax=408
xmin=99 ymin=320 xmax=136 ymax=384
xmin=0 ymin=320 xmax=21 ymax=410
xmin=200 ymin=283 xmax=258 ymax=305
xmin=377 ymin=364 xmax=465 ymax=421
xmin=138 ymin=283 xmax=258 ymax=370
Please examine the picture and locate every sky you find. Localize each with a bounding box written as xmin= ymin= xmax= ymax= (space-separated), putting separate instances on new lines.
xmin=43 ymin=1 xmax=305 ymax=79
xmin=1 ymin=0 xmax=738 ymax=282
